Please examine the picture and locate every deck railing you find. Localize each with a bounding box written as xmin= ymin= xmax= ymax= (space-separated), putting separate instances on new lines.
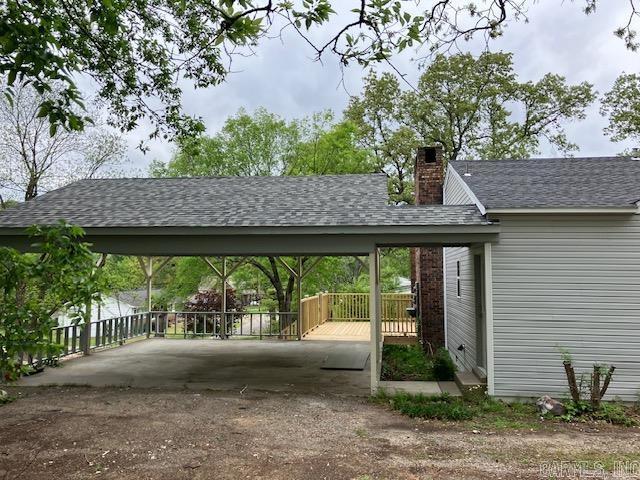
xmin=43 ymin=293 xmax=413 ymax=362
xmin=47 ymin=313 xmax=149 ymax=360
xmin=299 ymin=292 xmax=415 ymax=336
xmin=46 ymin=310 xmax=299 ymax=362
xmin=149 ymin=311 xmax=298 ymax=339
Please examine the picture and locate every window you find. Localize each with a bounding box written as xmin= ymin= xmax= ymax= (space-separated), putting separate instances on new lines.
xmin=456 ymin=261 xmax=461 ymax=298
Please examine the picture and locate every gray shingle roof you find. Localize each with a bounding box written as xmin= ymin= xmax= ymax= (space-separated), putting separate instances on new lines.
xmin=450 ymin=156 xmax=640 ymax=209
xmin=0 ymin=174 xmax=488 ymax=228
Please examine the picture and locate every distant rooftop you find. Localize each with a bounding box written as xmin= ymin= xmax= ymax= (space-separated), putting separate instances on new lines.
xmin=0 ymin=174 xmax=488 ymax=229
xmin=450 ymin=156 xmax=640 ymax=209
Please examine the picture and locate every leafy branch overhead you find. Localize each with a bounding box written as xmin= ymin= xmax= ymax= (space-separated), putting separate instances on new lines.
xmin=2 ymin=0 xmax=634 ymax=146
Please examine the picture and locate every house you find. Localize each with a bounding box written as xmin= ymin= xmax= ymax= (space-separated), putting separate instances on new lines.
xmin=56 ymin=289 xmax=160 ymax=334
xmin=413 ymin=147 xmax=640 ymax=401
xmin=56 ymin=294 xmax=136 ymax=336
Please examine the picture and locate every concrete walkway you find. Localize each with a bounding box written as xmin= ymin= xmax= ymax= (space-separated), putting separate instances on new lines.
xmin=17 ymin=338 xmax=371 ymax=395
xmin=379 ymin=380 xmax=462 ymax=396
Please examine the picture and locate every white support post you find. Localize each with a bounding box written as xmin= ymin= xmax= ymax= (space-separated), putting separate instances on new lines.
xmin=297 ymin=257 xmax=303 ymax=340
xmin=221 ymin=256 xmax=227 ymax=339
xmin=483 ymin=242 xmax=495 ymax=396
xmin=146 ymin=256 xmax=153 ymax=313
xmin=146 ymin=257 xmax=153 ymax=337
xmin=369 ymin=248 xmax=382 ymax=394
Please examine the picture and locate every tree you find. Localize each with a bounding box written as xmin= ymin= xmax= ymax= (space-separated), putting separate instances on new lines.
xmin=0 ymin=223 xmax=101 ymax=381
xmin=0 ymin=81 xmax=125 ymax=202
xmin=153 ymin=107 xmax=375 ymax=313
xmin=152 ymin=107 xmax=300 ymax=177
xmin=346 ymin=52 xmax=596 ymax=203
xmin=344 ymin=71 xmax=420 ymax=204
xmin=1 ymin=0 xmax=536 ymax=143
xmin=601 ymin=73 xmax=640 ymax=144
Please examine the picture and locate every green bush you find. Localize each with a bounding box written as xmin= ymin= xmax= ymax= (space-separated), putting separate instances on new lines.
xmin=0 ymin=223 xmax=101 ymax=382
xmin=382 ymin=392 xmax=474 ymax=421
xmin=432 ymin=348 xmax=456 ymax=381
xmin=557 ymin=400 xmax=637 ymax=426
xmin=380 ymin=344 xmax=434 ymax=381
xmin=593 ymin=402 xmax=636 ymax=426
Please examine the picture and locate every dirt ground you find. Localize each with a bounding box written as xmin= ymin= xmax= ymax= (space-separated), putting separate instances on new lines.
xmin=1 ymin=387 xmax=640 ymax=480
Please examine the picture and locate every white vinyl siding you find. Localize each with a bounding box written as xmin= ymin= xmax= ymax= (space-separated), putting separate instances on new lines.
xmin=444 ymin=170 xmax=474 ymax=205
xmin=491 ymin=214 xmax=640 ymax=401
xmin=445 ymin=246 xmax=478 ymax=372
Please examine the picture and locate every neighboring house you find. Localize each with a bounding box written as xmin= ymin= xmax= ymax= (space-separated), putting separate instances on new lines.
xmin=393 ymin=276 xmax=412 ymax=294
xmin=56 ymin=289 xmax=160 ymax=334
xmin=116 ymin=288 xmax=162 ymax=313
xmin=56 ymin=295 xmax=136 ymax=336
xmin=414 ymin=147 xmax=640 ymax=401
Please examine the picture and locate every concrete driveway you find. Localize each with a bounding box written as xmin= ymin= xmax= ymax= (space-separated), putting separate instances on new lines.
xmin=17 ymin=338 xmax=371 ymax=395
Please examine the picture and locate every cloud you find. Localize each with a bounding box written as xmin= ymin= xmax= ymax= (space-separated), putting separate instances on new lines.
xmin=123 ymin=2 xmax=639 ymax=172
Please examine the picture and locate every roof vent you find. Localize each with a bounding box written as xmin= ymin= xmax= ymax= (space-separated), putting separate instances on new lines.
xmin=632 ymin=147 xmax=640 ymax=160
xmin=463 ymin=161 xmax=472 ymax=177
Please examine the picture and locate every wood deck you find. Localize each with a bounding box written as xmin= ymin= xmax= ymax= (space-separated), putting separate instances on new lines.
xmin=303 ymin=321 xmax=417 ymax=342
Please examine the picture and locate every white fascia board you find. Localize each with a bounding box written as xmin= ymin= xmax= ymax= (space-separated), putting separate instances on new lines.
xmin=486 ymin=207 xmax=638 ymax=214
xmin=445 ymin=164 xmax=487 ymax=215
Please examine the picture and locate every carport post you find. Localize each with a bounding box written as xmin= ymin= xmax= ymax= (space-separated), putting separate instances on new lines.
xmin=369 ymin=248 xmax=382 ymax=394
xmin=297 ymin=257 xmax=302 ymax=340
xmin=222 ymin=256 xmax=227 ymax=339
xmin=146 ymin=257 xmax=153 ymax=337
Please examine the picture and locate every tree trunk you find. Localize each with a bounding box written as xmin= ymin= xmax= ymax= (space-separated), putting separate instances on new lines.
xmin=24 ymin=177 xmax=38 ymax=200
xmin=563 ymin=361 xmax=581 ymax=404
xmin=599 ymin=366 xmax=616 ymax=399
xmin=590 ymin=365 xmax=601 ymax=409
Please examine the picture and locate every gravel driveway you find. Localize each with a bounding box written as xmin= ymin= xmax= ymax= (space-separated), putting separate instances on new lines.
xmin=1 ymin=386 xmax=640 ymax=479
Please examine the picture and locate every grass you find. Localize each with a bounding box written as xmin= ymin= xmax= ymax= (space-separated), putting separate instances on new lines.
xmin=380 ymin=344 xmax=435 ymax=381
xmin=372 ymin=389 xmax=640 ymax=431
xmin=380 ymin=344 xmax=456 ymax=381
xmin=373 ymin=390 xmax=546 ymax=430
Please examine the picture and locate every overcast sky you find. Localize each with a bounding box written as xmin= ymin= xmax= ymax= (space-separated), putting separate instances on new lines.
xmin=123 ymin=1 xmax=640 ymax=174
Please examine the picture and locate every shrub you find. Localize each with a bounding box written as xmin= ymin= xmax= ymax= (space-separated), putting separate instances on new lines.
xmin=593 ymin=402 xmax=636 ymax=426
xmin=383 ymin=392 xmax=474 ymax=421
xmin=0 ymin=223 xmax=100 ymax=382
xmin=432 ymin=348 xmax=456 ymax=381
xmin=380 ymin=344 xmax=434 ymax=381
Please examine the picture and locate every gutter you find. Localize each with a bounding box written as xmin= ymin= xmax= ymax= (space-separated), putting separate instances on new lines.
xmin=485 ymin=207 xmax=639 ymax=214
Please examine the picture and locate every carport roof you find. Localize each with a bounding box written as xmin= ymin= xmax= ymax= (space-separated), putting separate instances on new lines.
xmin=0 ymin=174 xmax=499 ymax=256
xmin=0 ymin=174 xmax=488 ymax=228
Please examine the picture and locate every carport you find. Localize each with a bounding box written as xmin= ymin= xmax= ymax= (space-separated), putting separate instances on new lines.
xmin=0 ymin=174 xmax=499 ymax=392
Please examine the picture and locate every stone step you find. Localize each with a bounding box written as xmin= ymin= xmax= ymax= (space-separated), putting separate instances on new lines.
xmin=454 ymin=371 xmax=486 ymax=394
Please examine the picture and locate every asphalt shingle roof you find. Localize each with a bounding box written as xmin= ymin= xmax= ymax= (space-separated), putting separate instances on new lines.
xmin=450 ymin=156 xmax=640 ymax=209
xmin=0 ymin=174 xmax=488 ymax=228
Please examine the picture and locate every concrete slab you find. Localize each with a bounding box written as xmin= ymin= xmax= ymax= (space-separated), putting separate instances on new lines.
xmin=378 ymin=381 xmax=442 ymax=396
xmin=438 ymin=381 xmax=463 ymax=396
xmin=16 ymin=338 xmax=371 ymax=395
xmin=321 ymin=350 xmax=370 ymax=370
xmin=454 ymin=371 xmax=486 ymax=393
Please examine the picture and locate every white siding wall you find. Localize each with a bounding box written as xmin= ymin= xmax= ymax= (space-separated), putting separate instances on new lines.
xmin=445 ymin=246 xmax=478 ymax=371
xmin=443 ymin=169 xmax=479 ymax=371
xmin=443 ymin=170 xmax=473 ymax=205
xmin=57 ymin=297 xmax=136 ymax=336
xmin=491 ymin=214 xmax=640 ymax=401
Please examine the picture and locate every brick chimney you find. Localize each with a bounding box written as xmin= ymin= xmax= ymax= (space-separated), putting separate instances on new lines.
xmin=412 ymin=146 xmax=445 ymax=351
